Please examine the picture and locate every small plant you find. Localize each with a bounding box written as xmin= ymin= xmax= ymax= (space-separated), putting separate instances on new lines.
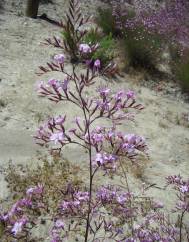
xmin=96 ymin=3 xmax=162 ymax=72
xmin=169 ymin=34 xmax=189 ymax=93
xmin=170 ymin=46 xmax=189 ymax=92
xmin=83 ymin=29 xmax=116 ymax=68
xmin=123 ymin=26 xmax=162 ymax=71
xmin=175 ymin=56 xmax=189 ymax=92
xmin=1 ymin=36 xmax=189 ymax=242
xmin=82 ymin=28 xmax=102 ymax=44
xmin=4 ymin=156 xmax=82 ymax=203
xmin=96 ymin=7 xmax=119 ymax=36
xmin=92 ymin=34 xmax=115 ymax=66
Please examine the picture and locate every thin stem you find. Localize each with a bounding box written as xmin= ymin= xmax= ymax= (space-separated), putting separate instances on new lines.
xmin=70 ymin=141 xmax=88 ymax=150
xmin=84 ymin=116 xmax=93 ymax=242
xmin=179 ymin=209 xmax=186 ymax=242
xmin=119 ymin=161 xmax=130 ymax=192
xmin=78 ymin=95 xmax=93 ymax=242
xmin=119 ymin=159 xmax=134 ymax=235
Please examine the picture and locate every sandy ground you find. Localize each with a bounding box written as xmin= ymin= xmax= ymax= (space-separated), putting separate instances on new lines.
xmin=0 ymin=0 xmax=189 ymax=219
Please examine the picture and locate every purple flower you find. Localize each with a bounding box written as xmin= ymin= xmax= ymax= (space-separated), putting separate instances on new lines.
xmin=95 ymin=153 xmax=104 ymax=165
xmin=62 ymin=79 xmax=69 ymax=91
xmin=92 ymin=133 xmax=104 ymax=143
xmin=54 ymin=54 xmax=65 ymax=64
xmin=114 ymin=90 xmax=126 ymax=101
xmin=55 ymin=219 xmax=64 ymax=229
xmin=152 ymin=201 xmax=164 ymax=209
xmin=79 ymin=43 xmax=91 ymax=54
xmin=47 ymin=79 xmax=64 ymax=92
xmin=94 ymin=152 xmax=118 ymax=171
xmin=50 ymin=132 xmax=65 ymax=144
xmin=54 ymin=115 xmax=66 ymax=125
xmin=125 ymin=134 xmax=137 ymax=144
xmin=98 ymin=86 xmax=111 ymax=97
xmin=90 ymin=129 xmax=104 ymax=146
xmin=11 ymin=216 xmax=28 ymax=235
xmin=26 ymin=184 xmax=44 ymax=196
xmin=48 ymin=78 xmax=59 ymax=86
xmin=180 ymin=185 xmax=188 ymax=193
xmin=11 ymin=221 xmax=23 ymax=235
xmin=75 ymin=191 xmax=89 ymax=202
xmin=19 ymin=198 xmax=32 ymax=207
xmin=126 ymin=90 xmax=135 ymax=99
xmin=94 ymin=59 xmax=101 ymax=69
xmin=117 ymin=194 xmax=128 ymax=204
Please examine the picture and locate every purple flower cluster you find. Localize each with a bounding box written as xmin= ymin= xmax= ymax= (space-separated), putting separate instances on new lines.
xmin=127 ymin=214 xmax=179 ymax=242
xmin=111 ymin=0 xmax=189 ymax=50
xmin=54 ymin=54 xmax=65 ymax=65
xmin=50 ymin=219 xmax=65 ymax=242
xmin=34 ymin=115 xmax=70 ymax=147
xmin=50 ymin=187 xmax=90 ymax=241
xmin=60 ymin=191 xmax=89 ymax=216
xmin=88 ymin=87 xmax=143 ymax=123
xmin=167 ymin=175 xmax=189 ymax=212
xmin=94 ymin=152 xmax=118 ymax=171
xmin=79 ymin=43 xmax=92 ymax=54
xmin=88 ymin=126 xmax=147 ymax=159
xmin=97 ymin=185 xmax=133 ymax=206
xmin=0 ymin=184 xmax=44 ymax=237
xmin=37 ymin=78 xmax=69 ymax=102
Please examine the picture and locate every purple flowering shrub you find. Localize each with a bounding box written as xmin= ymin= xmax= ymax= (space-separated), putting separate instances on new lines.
xmin=96 ymin=6 xmax=120 ymax=36
xmin=0 ymin=184 xmax=46 ymax=240
xmin=171 ymin=50 xmax=189 ymax=92
xmin=96 ymin=2 xmax=163 ymax=71
xmin=111 ymin=0 xmax=189 ymax=52
xmin=113 ymin=1 xmax=164 ymax=71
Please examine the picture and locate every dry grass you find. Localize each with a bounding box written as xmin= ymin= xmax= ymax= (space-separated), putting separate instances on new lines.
xmin=4 ymin=154 xmax=83 ymax=211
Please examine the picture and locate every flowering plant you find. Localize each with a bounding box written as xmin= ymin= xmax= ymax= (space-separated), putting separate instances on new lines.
xmin=111 ymin=0 xmax=189 ymax=52
xmin=34 ymin=51 xmax=149 ymax=241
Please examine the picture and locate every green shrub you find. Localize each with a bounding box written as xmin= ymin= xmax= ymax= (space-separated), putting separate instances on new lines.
xmin=96 ymin=7 xmax=119 ymax=36
xmin=175 ymin=57 xmax=189 ymax=92
xmin=92 ymin=34 xmax=115 ymax=66
xmin=96 ymin=5 xmax=162 ymax=72
xmin=96 ymin=5 xmax=135 ymax=37
xmin=123 ymin=26 xmax=162 ymax=71
xmin=170 ymin=46 xmax=189 ymax=92
xmin=83 ymin=27 xmax=102 ymax=44
xmin=5 ymin=157 xmax=83 ymax=206
xmin=83 ymin=29 xmax=116 ymax=67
